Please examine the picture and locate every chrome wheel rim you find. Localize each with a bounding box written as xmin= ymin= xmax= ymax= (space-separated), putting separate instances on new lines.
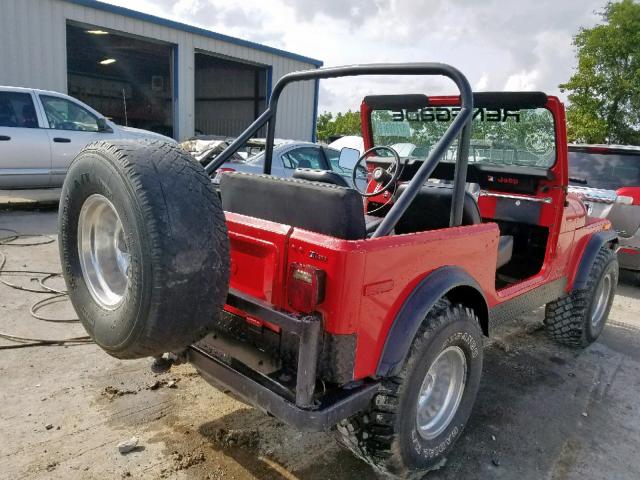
xmin=416 ymin=346 xmax=467 ymax=440
xmin=78 ymin=194 xmax=130 ymax=310
xmin=591 ymin=271 xmax=613 ymax=329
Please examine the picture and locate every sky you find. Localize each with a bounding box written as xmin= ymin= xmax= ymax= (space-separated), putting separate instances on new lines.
xmin=101 ymin=0 xmax=606 ymax=113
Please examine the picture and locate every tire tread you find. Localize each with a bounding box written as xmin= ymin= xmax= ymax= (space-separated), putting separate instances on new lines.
xmin=544 ymin=246 xmax=617 ymax=348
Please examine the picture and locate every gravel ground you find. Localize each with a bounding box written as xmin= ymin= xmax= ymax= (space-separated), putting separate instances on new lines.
xmin=1 ymin=209 xmax=640 ymax=480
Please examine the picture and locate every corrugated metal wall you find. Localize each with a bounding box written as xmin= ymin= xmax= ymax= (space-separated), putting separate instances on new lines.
xmin=0 ymin=0 xmax=318 ymax=141
xmin=194 ymin=56 xmax=267 ymax=137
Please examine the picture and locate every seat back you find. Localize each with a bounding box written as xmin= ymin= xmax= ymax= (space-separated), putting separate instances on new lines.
xmin=220 ymin=172 xmax=367 ymax=240
xmin=394 ymin=183 xmax=481 ymax=234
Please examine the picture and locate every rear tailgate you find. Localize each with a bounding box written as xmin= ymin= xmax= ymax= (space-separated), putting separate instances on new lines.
xmin=225 ymin=212 xmax=291 ymax=306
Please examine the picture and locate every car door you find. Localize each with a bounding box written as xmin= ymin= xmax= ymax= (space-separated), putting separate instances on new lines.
xmin=279 ymin=146 xmax=329 ymax=178
xmin=0 ymin=90 xmax=52 ymax=188
xmin=38 ymin=94 xmax=114 ymax=187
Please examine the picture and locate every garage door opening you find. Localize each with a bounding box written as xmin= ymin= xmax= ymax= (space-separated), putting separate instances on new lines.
xmin=195 ymin=52 xmax=267 ymax=138
xmin=66 ymin=22 xmax=175 ymax=138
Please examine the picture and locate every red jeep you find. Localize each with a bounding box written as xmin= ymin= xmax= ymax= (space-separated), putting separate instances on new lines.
xmin=58 ymin=63 xmax=619 ymax=477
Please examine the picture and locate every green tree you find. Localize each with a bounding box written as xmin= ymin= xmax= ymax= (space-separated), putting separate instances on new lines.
xmin=560 ymin=0 xmax=640 ymax=144
xmin=316 ymin=110 xmax=361 ymax=141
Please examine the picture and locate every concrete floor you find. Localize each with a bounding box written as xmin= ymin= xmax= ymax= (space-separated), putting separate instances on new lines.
xmin=1 ymin=209 xmax=639 ymax=479
xmin=0 ymin=188 xmax=61 ymax=208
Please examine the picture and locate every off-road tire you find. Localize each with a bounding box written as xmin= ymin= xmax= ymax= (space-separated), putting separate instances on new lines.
xmin=544 ymin=246 xmax=618 ymax=348
xmin=336 ymin=301 xmax=483 ymax=478
xmin=59 ymin=140 xmax=230 ymax=359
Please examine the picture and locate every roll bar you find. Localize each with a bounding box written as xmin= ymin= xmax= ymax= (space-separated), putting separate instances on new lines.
xmin=205 ymin=62 xmax=474 ymax=236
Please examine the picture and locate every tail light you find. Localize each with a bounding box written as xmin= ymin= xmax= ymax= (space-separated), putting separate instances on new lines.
xmin=287 ymin=263 xmax=326 ymax=313
xmin=616 ymin=187 xmax=640 ymax=206
xmin=212 ymin=167 xmax=236 ymax=184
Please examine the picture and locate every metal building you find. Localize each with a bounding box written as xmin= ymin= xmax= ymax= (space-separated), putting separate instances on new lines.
xmin=0 ymin=0 xmax=322 ymax=141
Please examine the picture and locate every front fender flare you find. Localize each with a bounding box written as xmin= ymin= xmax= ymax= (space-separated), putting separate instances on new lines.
xmin=375 ymin=266 xmax=487 ymax=378
xmin=573 ymin=230 xmax=618 ymax=291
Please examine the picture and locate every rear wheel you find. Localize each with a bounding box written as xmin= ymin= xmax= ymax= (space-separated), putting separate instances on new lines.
xmin=544 ymin=246 xmax=618 ymax=347
xmin=336 ymin=301 xmax=483 ymax=477
xmin=59 ymin=140 xmax=230 ymax=359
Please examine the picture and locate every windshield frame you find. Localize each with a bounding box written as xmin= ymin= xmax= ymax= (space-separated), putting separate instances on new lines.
xmin=366 ymin=101 xmax=558 ymax=172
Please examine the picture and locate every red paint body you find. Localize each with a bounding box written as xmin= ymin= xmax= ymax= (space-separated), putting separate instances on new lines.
xmin=222 ymin=95 xmax=611 ymax=381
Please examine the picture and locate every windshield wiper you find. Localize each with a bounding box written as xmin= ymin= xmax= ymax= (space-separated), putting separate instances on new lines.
xmin=569 ymin=176 xmax=588 ymax=185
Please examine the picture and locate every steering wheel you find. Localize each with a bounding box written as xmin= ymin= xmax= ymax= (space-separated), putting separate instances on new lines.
xmin=352 ymin=146 xmax=401 ymax=197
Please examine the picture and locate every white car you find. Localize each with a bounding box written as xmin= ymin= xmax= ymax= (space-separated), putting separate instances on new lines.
xmin=0 ymin=86 xmax=175 ymax=189
xmin=328 ymin=135 xmax=364 ymax=154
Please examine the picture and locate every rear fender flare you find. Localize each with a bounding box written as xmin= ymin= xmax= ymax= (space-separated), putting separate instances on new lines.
xmin=375 ymin=266 xmax=488 ymax=378
xmin=573 ymin=230 xmax=618 ymax=291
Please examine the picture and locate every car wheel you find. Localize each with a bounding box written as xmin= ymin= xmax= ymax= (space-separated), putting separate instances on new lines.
xmin=336 ymin=300 xmax=483 ymax=477
xmin=544 ymin=246 xmax=618 ymax=347
xmin=58 ymin=140 xmax=230 ymax=359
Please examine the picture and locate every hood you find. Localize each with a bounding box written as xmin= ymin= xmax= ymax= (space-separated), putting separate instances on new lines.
xmin=567 ymin=186 xmax=617 ymax=205
xmin=115 ymin=125 xmax=176 ymax=143
xmin=568 ymin=186 xmax=617 ymax=219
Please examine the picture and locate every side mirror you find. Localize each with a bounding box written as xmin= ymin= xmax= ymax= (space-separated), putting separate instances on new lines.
xmin=338 ymin=147 xmax=360 ymax=170
xmin=97 ymin=117 xmax=113 ymax=133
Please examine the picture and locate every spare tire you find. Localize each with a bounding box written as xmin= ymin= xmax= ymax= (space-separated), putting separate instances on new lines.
xmin=58 ymin=140 xmax=230 ymax=359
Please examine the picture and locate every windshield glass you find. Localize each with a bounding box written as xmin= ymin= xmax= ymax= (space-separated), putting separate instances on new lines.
xmin=370 ymin=106 xmax=556 ymax=168
xmin=569 ymin=151 xmax=640 ymax=190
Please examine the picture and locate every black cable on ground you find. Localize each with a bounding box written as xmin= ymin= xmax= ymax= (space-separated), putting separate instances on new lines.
xmin=0 ymin=232 xmax=92 ymax=348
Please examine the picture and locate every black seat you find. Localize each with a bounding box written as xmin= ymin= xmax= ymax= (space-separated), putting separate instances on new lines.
xmin=220 ymin=172 xmax=368 ymax=240
xmin=394 ymin=183 xmax=513 ymax=268
xmin=394 ymin=183 xmax=481 ymax=233
xmin=220 ymin=173 xmax=513 ymax=266
xmin=293 ymin=168 xmax=351 ymax=188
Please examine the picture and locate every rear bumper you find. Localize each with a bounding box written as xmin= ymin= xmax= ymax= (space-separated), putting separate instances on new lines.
xmin=188 ymin=346 xmax=377 ymax=431
xmin=189 ymin=288 xmax=378 ymax=431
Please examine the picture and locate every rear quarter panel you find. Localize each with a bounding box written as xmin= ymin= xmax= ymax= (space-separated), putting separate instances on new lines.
xmin=287 ymin=222 xmax=501 ymax=379
xmin=225 ymin=212 xmax=292 ymax=305
xmin=353 ymin=223 xmax=500 ymax=377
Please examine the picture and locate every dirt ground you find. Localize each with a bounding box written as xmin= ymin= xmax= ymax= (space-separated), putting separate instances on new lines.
xmin=2 ymin=209 xmax=640 ymax=480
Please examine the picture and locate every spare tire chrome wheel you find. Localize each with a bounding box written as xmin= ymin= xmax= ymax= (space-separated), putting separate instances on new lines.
xmin=59 ymin=140 xmax=230 ymax=359
xmin=78 ymin=194 xmax=130 ymax=310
